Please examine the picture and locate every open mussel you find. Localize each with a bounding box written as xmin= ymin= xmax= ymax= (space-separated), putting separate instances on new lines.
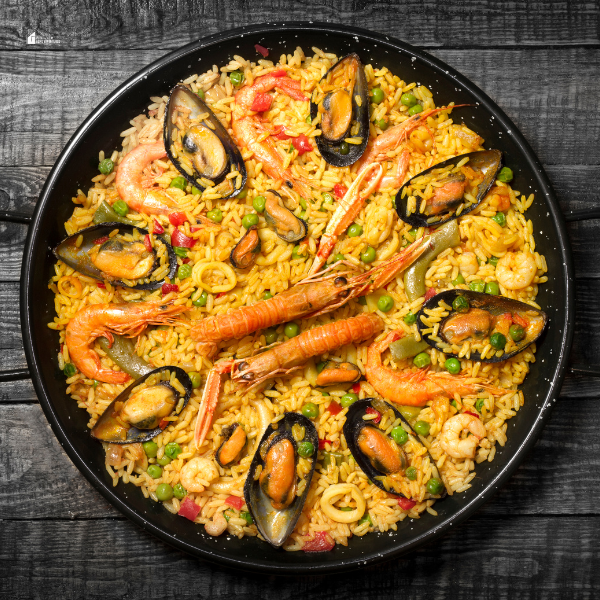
xmin=216 ymin=423 xmax=247 ymax=468
xmin=91 ymin=366 xmax=192 ymax=444
xmin=395 ymin=150 xmax=502 ymax=228
xmin=417 ymin=289 xmax=547 ymax=363
xmin=310 ymin=53 xmax=369 ymax=167
xmin=316 ymin=360 xmax=361 ymax=387
xmin=230 ymin=225 xmax=261 ymax=269
xmin=164 ymin=84 xmax=246 ymax=198
xmin=264 ymin=190 xmax=307 ymax=243
xmin=53 ymin=223 xmax=177 ymax=291
xmin=244 ymin=412 xmax=318 ymax=547
xmin=343 ymin=398 xmax=446 ymax=499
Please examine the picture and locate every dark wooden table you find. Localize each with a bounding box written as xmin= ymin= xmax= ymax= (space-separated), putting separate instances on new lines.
xmin=2 ymin=1 xmax=599 ymax=597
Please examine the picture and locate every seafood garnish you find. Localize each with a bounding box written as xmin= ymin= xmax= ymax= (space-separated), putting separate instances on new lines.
xmin=263 ymin=190 xmax=307 ymax=243
xmin=230 ymin=225 xmax=261 ymax=269
xmin=216 ymin=423 xmax=247 ymax=467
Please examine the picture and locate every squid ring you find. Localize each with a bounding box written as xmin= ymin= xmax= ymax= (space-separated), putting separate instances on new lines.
xmin=320 ymin=483 xmax=366 ymax=524
xmin=193 ymin=261 xmax=237 ymax=293
xmin=57 ymin=275 xmax=83 ymax=298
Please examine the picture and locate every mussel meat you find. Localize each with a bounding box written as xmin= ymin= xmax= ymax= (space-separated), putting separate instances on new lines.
xmin=91 ymin=366 xmax=192 ymax=444
xmin=230 ymin=225 xmax=261 ymax=269
xmin=216 ymin=423 xmax=247 ymax=468
xmin=310 ymin=53 xmax=369 ymax=167
xmin=315 ymin=361 xmax=361 ymax=386
xmin=395 ymin=150 xmax=503 ymax=227
xmin=164 ymin=85 xmax=246 ymax=198
xmin=244 ymin=412 xmax=318 ymax=547
xmin=417 ymin=290 xmax=547 ymax=362
xmin=263 ymin=190 xmax=307 ymax=243
xmin=53 ymin=223 xmax=176 ymax=291
xmin=343 ymin=398 xmax=446 ymax=498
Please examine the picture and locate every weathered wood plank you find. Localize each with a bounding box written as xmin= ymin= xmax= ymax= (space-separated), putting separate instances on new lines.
xmin=2 ymin=0 xmax=598 ymax=50
xmin=0 ymin=49 xmax=598 ymax=166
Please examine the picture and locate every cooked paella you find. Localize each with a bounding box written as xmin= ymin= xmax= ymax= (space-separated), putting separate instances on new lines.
xmin=48 ymin=46 xmax=548 ymax=551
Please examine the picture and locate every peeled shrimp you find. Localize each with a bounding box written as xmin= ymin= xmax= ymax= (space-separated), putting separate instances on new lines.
xmin=495 ymin=251 xmax=537 ymax=290
xmin=458 ymin=252 xmax=479 ymax=277
xmin=438 ymin=413 xmax=486 ymax=459
xmin=179 ymin=456 xmax=220 ymax=492
xmin=205 ymin=511 xmax=228 ymax=536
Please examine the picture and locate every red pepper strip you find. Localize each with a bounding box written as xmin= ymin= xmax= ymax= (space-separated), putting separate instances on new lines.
xmin=171 ymin=228 xmax=195 ymax=248
xmin=93 ymin=236 xmax=109 ymax=245
xmin=366 ymin=406 xmax=381 ymax=424
xmin=398 ymin=497 xmax=416 ymax=511
xmin=215 ymin=292 xmax=227 ymax=299
xmin=162 ymin=283 xmax=179 ymax=295
xmin=159 ymin=418 xmax=169 ymax=429
xmin=178 ymin=496 xmax=201 ymax=521
xmin=181 ymin=258 xmax=191 ymax=264
xmin=250 ymin=93 xmax=272 ymax=112
xmin=352 ymin=382 xmax=361 ymax=394
xmin=333 ymin=183 xmax=348 ymax=198
xmin=318 ymin=439 xmax=332 ymax=451
xmin=254 ymin=44 xmax=269 ymax=57
xmin=512 ymin=313 xmax=529 ymax=328
xmin=190 ymin=226 xmax=202 ymax=232
xmin=464 ymin=411 xmax=480 ymax=419
xmin=153 ymin=219 xmax=165 ymax=234
xmin=302 ymin=531 xmax=335 ymax=552
xmin=97 ymin=282 xmax=106 ymax=289
xmin=271 ymin=69 xmax=287 ymax=77
xmin=169 ymin=212 xmax=188 ymax=227
xmin=292 ymin=134 xmax=313 ymax=155
xmin=225 ymin=495 xmax=245 ymax=511
xmin=424 ymin=287 xmax=437 ymax=301
xmin=272 ymin=126 xmax=291 ymax=140
xmin=328 ymin=401 xmax=343 ymax=416
xmin=143 ymin=234 xmax=153 ymax=253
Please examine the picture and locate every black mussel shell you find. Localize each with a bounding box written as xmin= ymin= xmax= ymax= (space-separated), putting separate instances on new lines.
xmin=263 ymin=190 xmax=307 ymax=243
xmin=230 ymin=225 xmax=261 ymax=269
xmin=417 ymin=289 xmax=547 ymax=363
xmin=216 ymin=423 xmax=247 ymax=468
xmin=343 ymin=399 xmax=446 ymax=499
xmin=164 ymin=84 xmax=246 ymax=199
xmin=244 ymin=412 xmax=318 ymax=547
xmin=53 ymin=222 xmax=176 ymax=291
xmin=310 ymin=53 xmax=369 ymax=167
xmin=395 ymin=150 xmax=502 ymax=228
xmin=91 ymin=366 xmax=192 ymax=444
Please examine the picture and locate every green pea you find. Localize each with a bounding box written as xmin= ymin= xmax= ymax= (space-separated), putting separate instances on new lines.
xmin=301 ymin=402 xmax=319 ymax=419
xmin=407 ymin=227 xmax=418 ymax=240
xmin=391 ymin=426 xmax=408 ymax=445
xmin=339 ymin=141 xmax=350 ymax=155
xmin=370 ymin=87 xmax=385 ymax=104
xmin=264 ymin=329 xmax=278 ymax=345
xmin=284 ymin=322 xmax=300 ymax=338
xmin=404 ymin=311 xmax=417 ymax=325
xmin=196 ymin=89 xmax=206 ymax=100
xmin=163 ymin=443 xmax=182 ymax=461
xmin=177 ymin=264 xmax=192 ymax=280
xmin=497 ymin=167 xmax=513 ymax=183
xmin=188 ymin=372 xmax=201 ymax=389
xmin=230 ymin=71 xmax=244 ymax=86
xmin=320 ymin=391 xmax=330 ymax=398
xmin=377 ymin=295 xmax=394 ymax=313
xmin=242 ymin=213 xmax=259 ymax=229
xmin=347 ymin=223 xmax=363 ymax=237
xmin=491 ymin=212 xmax=506 ymax=227
xmin=485 ymin=281 xmax=500 ymax=295
xmin=509 ymin=324 xmax=526 ymax=342
xmin=305 ymin=115 xmax=312 ymax=124
xmin=340 ymin=393 xmax=359 ymax=408
xmin=489 ymin=256 xmax=499 ymax=267
xmin=333 ymin=253 xmax=345 ymax=262
xmin=174 ymin=247 xmax=188 ymax=258
xmin=357 ymin=296 xmax=367 ymax=306
xmin=173 ymin=483 xmax=186 ymax=499
xmin=206 ymin=208 xmax=223 ymax=223
xmin=249 ymin=195 xmax=266 ymax=213
xmin=406 ymin=466 xmax=418 ymax=480
xmin=475 ymin=398 xmax=486 ymax=413
xmin=452 ymin=296 xmax=470 ymax=313
xmin=292 ymin=245 xmax=306 ymax=260
xmin=408 ymin=104 xmax=423 ymax=116
xmin=414 ymin=420 xmax=430 ymax=436
xmin=297 ymin=441 xmax=314 ymax=458
xmin=191 ymin=186 xmax=201 ymax=196
xmin=450 ymin=399 xmax=458 ymax=409
xmin=147 ymin=464 xmax=162 ymax=479
xmin=469 ymin=280 xmax=485 ymax=293
xmin=157 ymin=455 xmax=171 ymax=466
xmin=236 ymin=187 xmax=248 ymax=199
xmin=322 ymin=192 xmax=334 ymax=205
xmin=376 ymin=118 xmax=388 ymax=130
xmin=263 ymin=291 xmax=273 ymax=300
xmin=360 ymin=246 xmax=376 ymax=263
xmin=452 ymin=273 xmax=465 ymax=286
xmin=316 ymin=361 xmax=327 ymax=373
xmin=98 ymin=158 xmax=114 ymax=174
xmin=142 ymin=441 xmax=158 ymax=458
xmin=240 ymin=511 xmax=253 ymax=525
xmin=445 ymin=358 xmax=461 ymax=375
xmin=113 ymin=200 xmax=129 ymax=217
xmin=413 ymin=352 xmax=431 ymax=368
xmin=170 ymin=176 xmax=187 ymax=190
xmin=400 ymin=92 xmax=418 ymax=107
xmin=490 ymin=332 xmax=506 ymax=350
xmin=63 ymin=363 xmax=76 ymax=378
xmin=192 ymin=290 xmax=208 ymax=307
xmin=156 ymin=483 xmax=173 ymax=501
xmin=358 ymin=513 xmax=373 ymax=526
xmin=426 ymin=477 xmax=444 ymax=495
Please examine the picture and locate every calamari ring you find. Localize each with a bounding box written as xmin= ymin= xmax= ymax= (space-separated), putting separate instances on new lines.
xmin=320 ymin=483 xmax=366 ymax=524
xmin=192 ymin=261 xmax=237 ymax=293
xmin=57 ymin=276 xmax=83 ymax=298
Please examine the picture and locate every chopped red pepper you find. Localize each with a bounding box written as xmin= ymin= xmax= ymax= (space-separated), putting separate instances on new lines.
xmin=250 ymin=93 xmax=272 ymax=112
xmin=143 ymin=234 xmax=153 ymax=253
xmin=352 ymin=382 xmax=361 ymax=394
xmin=169 ymin=212 xmax=188 ymax=227
xmin=333 ymin=184 xmax=348 ymax=198
xmin=328 ymin=401 xmax=343 ymax=416
xmin=302 ymin=531 xmax=335 ymax=552
xmin=181 ymin=258 xmax=191 ymax=264
xmin=97 ymin=282 xmax=106 ymax=289
xmin=153 ymin=219 xmax=165 ymax=234
xmin=464 ymin=411 xmax=480 ymax=419
xmin=159 ymin=418 xmax=169 ymax=429
xmin=398 ymin=497 xmax=417 ymax=511
xmin=272 ymin=126 xmax=291 ymax=141
xmin=318 ymin=439 xmax=332 ymax=451
xmin=292 ymin=134 xmax=313 ymax=155
xmin=178 ymin=496 xmax=201 ymax=521
xmin=424 ymin=287 xmax=437 ymax=301
xmin=271 ymin=69 xmax=287 ymax=77
xmin=366 ymin=406 xmax=381 ymax=424
xmin=190 ymin=226 xmax=202 ymax=232
xmin=225 ymin=495 xmax=245 ymax=511
xmin=171 ymin=228 xmax=195 ymax=248
xmin=162 ymin=283 xmax=179 ymax=295
xmin=215 ymin=292 xmax=227 ymax=299
xmin=512 ymin=313 xmax=529 ymax=328
xmin=254 ymin=44 xmax=269 ymax=57
xmin=93 ymin=236 xmax=109 ymax=245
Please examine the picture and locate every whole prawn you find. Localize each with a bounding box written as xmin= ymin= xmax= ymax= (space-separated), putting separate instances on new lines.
xmin=365 ymin=331 xmax=506 ymax=407
xmin=191 ymin=237 xmax=431 ymax=356
xmin=194 ymin=313 xmax=383 ymax=448
xmin=231 ymin=73 xmax=313 ymax=199
xmin=65 ymin=301 xmax=187 ymax=384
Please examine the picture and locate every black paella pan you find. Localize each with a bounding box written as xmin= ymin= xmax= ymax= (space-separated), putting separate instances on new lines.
xmin=6 ymin=22 xmax=588 ymax=574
